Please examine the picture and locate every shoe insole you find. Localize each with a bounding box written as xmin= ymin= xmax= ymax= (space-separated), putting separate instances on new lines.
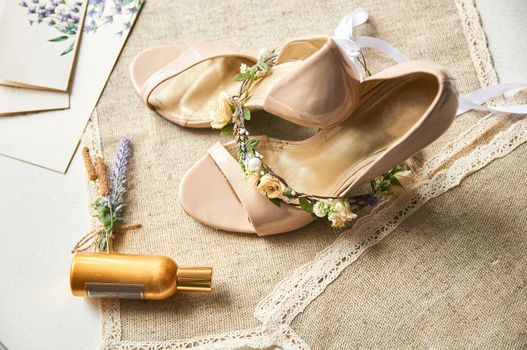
xmin=239 ymin=75 xmax=439 ymax=195
xmin=151 ymin=58 xmax=299 ymax=122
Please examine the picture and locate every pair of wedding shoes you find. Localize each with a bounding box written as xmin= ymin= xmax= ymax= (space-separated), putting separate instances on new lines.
xmin=130 ymin=10 xmax=459 ymax=236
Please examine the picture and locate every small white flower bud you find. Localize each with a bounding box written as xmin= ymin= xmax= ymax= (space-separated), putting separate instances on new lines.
xmin=247 ymin=157 xmax=262 ymax=171
xmin=258 ymin=47 xmax=271 ymax=59
xmin=240 ymin=63 xmax=249 ymax=73
xmin=313 ymin=201 xmax=327 ymax=218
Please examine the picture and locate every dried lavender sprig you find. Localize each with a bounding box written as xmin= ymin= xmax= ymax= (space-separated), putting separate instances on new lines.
xmin=108 ymin=137 xmax=131 ymax=217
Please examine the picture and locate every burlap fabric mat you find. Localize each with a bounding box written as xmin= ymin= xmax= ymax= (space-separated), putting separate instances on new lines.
xmin=85 ymin=0 xmax=527 ymax=348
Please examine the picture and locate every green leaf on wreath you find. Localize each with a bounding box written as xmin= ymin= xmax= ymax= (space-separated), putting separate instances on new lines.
xmin=269 ymin=197 xmax=281 ymax=207
xmin=389 ymin=175 xmax=401 ymax=186
xmin=299 ymin=197 xmax=313 ymax=214
xmin=246 ymin=139 xmax=260 ymax=151
xmin=220 ymin=124 xmax=234 ymax=137
xmin=234 ymin=72 xmax=251 ymax=81
xmin=243 ymin=107 xmax=251 ymax=120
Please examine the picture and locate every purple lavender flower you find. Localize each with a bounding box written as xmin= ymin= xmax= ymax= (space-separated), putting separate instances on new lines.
xmin=116 ymin=20 xmax=131 ymax=36
xmin=108 ymin=138 xmax=132 ymax=217
xmin=85 ymin=0 xmax=142 ymax=35
xmin=84 ymin=20 xmax=97 ymax=33
xmin=112 ymin=4 xmax=123 ymax=14
xmin=367 ymin=195 xmax=379 ymax=207
xmin=125 ymin=6 xmax=138 ymax=15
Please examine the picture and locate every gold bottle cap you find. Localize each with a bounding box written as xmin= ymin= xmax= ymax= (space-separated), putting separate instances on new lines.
xmin=176 ymin=266 xmax=213 ymax=292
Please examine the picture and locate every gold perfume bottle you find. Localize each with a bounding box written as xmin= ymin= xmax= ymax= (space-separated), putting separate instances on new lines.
xmin=70 ymin=252 xmax=212 ymax=300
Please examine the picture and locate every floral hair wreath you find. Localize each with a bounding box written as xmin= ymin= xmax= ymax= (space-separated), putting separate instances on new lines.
xmin=209 ymin=49 xmax=414 ymax=228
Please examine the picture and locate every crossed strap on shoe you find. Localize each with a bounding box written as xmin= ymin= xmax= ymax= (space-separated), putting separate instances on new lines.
xmin=206 ymin=142 xmax=312 ymax=236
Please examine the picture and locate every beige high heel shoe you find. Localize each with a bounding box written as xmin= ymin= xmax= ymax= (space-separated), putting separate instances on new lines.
xmin=178 ymin=61 xmax=459 ymax=235
xmin=130 ymin=37 xmax=360 ymax=129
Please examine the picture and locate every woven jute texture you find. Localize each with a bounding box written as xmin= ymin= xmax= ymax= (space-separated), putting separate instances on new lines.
xmin=91 ymin=0 xmax=527 ymax=348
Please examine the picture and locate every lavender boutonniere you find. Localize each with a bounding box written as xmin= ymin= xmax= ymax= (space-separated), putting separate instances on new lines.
xmin=72 ymin=137 xmax=141 ymax=253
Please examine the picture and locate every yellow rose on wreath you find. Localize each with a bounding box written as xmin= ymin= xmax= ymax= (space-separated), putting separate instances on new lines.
xmin=210 ymin=92 xmax=233 ymax=129
xmin=256 ymin=174 xmax=286 ymax=199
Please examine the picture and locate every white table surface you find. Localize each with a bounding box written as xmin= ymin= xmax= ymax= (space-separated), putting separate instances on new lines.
xmin=1 ymin=1 xmax=526 ymax=349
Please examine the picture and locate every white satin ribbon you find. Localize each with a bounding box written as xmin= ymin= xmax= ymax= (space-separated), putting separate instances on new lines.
xmin=333 ymin=7 xmax=527 ymax=117
xmin=354 ymin=36 xmax=409 ymax=64
xmin=333 ymin=6 xmax=369 ymax=39
xmin=456 ymin=83 xmax=527 ymax=115
xmin=332 ymin=7 xmax=409 ymax=80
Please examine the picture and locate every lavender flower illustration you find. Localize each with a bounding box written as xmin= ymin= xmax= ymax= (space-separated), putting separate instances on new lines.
xmin=85 ymin=0 xmax=142 ymax=36
xmin=19 ymin=0 xmax=143 ymax=56
xmin=19 ymin=0 xmax=83 ymax=55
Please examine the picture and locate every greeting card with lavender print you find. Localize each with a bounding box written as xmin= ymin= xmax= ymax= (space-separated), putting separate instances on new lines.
xmin=0 ymin=0 xmax=144 ymax=172
xmin=0 ymin=0 xmax=87 ymax=91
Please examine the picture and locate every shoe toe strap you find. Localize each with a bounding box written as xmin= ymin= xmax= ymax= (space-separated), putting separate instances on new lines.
xmin=207 ymin=142 xmax=305 ymax=236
